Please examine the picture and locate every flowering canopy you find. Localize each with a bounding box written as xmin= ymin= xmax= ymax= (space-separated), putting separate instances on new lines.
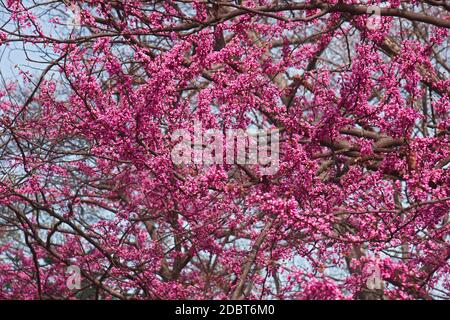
xmin=0 ymin=0 xmax=449 ymax=300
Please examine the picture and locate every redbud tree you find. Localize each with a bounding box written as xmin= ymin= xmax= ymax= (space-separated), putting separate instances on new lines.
xmin=0 ymin=0 xmax=449 ymax=300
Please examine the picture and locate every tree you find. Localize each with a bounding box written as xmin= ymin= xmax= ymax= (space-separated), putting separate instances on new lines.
xmin=0 ymin=0 xmax=448 ymax=300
